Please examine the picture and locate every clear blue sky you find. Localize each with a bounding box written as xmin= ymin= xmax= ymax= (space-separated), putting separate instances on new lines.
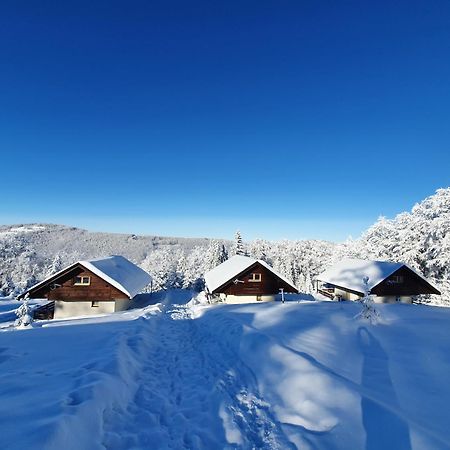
xmin=0 ymin=1 xmax=449 ymax=241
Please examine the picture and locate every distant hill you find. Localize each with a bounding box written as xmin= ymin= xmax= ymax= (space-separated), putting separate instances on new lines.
xmin=0 ymin=224 xmax=222 ymax=295
xmin=0 ymin=223 xmax=214 ymax=262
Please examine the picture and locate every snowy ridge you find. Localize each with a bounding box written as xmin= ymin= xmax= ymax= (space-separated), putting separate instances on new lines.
xmin=0 ymin=225 xmax=47 ymax=237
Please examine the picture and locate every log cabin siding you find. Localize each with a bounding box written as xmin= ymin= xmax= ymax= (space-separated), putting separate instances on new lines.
xmin=30 ymin=264 xmax=128 ymax=301
xmin=217 ymin=262 xmax=297 ymax=296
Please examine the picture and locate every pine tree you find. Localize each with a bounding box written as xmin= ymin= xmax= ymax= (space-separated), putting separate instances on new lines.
xmin=205 ymin=240 xmax=224 ymax=270
xmin=234 ymin=230 xmax=246 ymax=256
xmin=1 ymin=274 xmax=15 ymax=297
xmin=356 ymin=276 xmax=379 ymax=324
xmin=15 ymin=294 xmax=33 ymax=328
xmin=219 ymin=244 xmax=229 ymax=263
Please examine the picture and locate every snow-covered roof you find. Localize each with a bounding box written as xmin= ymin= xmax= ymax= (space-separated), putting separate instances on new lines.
xmin=80 ymin=256 xmax=152 ymax=298
xmin=317 ymin=258 xmax=427 ymax=294
xmin=23 ymin=255 xmax=152 ymax=299
xmin=204 ymin=255 xmax=297 ymax=293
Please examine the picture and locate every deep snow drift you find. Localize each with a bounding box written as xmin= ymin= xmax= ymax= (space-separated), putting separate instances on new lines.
xmin=0 ymin=293 xmax=450 ymax=449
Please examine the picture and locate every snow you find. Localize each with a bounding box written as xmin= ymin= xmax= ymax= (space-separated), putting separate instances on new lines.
xmin=1 ymin=293 xmax=450 ymax=449
xmin=0 ymin=297 xmax=51 ymax=328
xmin=317 ymin=258 xmax=433 ymax=294
xmin=82 ymin=255 xmax=152 ymax=298
xmin=0 ymin=225 xmax=46 ymax=237
xmin=204 ymin=254 xmax=297 ymax=293
xmin=22 ymin=255 xmax=152 ymax=299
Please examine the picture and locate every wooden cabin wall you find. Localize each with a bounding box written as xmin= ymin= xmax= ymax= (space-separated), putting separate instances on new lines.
xmin=30 ymin=265 xmax=128 ymax=301
xmin=219 ymin=263 xmax=296 ymax=295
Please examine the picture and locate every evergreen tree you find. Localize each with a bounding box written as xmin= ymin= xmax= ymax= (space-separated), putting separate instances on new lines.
xmin=355 ymin=276 xmax=379 ymax=324
xmin=205 ymin=240 xmax=225 ymax=270
xmin=234 ymin=230 xmax=246 ymax=256
xmin=219 ymin=244 xmax=229 ymax=263
xmin=15 ymin=294 xmax=33 ymax=328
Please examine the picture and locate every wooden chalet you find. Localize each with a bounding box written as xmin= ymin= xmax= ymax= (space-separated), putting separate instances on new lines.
xmin=316 ymin=258 xmax=440 ymax=303
xmin=204 ymin=255 xmax=298 ymax=303
xmin=18 ymin=255 xmax=152 ymax=319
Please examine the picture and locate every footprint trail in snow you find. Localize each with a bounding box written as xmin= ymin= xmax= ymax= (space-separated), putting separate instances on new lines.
xmin=101 ymin=305 xmax=295 ymax=450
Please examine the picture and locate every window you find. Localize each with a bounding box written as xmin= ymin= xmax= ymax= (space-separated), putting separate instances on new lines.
xmin=74 ymin=276 xmax=91 ymax=286
xmin=388 ymin=276 xmax=404 ymax=284
xmin=91 ymin=301 xmax=99 ymax=307
xmin=249 ymin=273 xmax=262 ymax=282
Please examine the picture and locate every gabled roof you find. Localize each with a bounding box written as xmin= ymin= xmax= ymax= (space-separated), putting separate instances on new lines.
xmin=81 ymin=256 xmax=152 ymax=298
xmin=317 ymin=258 xmax=437 ymax=295
xmin=21 ymin=255 xmax=152 ymax=299
xmin=204 ymin=255 xmax=297 ymax=293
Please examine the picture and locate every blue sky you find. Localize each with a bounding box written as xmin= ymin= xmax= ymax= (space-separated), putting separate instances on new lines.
xmin=0 ymin=1 xmax=449 ymax=241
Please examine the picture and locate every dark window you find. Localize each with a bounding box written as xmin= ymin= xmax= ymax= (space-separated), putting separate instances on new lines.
xmin=389 ymin=276 xmax=404 ymax=284
xmin=74 ymin=276 xmax=91 ymax=286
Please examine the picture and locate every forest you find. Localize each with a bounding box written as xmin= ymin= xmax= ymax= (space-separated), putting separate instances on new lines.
xmin=1 ymin=188 xmax=449 ymax=306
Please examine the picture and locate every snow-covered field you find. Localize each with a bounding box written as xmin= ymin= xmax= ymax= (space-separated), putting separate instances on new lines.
xmin=1 ymin=293 xmax=450 ymax=449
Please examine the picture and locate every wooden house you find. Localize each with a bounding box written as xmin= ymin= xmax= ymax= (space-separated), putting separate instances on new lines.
xmin=204 ymin=255 xmax=298 ymax=303
xmin=18 ymin=255 xmax=152 ymax=319
xmin=316 ymin=258 xmax=440 ymax=303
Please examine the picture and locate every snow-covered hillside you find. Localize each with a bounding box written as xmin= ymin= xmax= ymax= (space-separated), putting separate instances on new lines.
xmin=0 ymin=224 xmax=232 ymax=295
xmin=2 ymin=188 xmax=450 ymax=305
xmin=1 ymin=294 xmax=449 ymax=449
xmin=0 ymin=223 xmax=335 ymax=296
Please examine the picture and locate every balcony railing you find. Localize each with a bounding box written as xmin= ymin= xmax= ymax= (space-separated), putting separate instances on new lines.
xmin=317 ymin=288 xmax=335 ymax=299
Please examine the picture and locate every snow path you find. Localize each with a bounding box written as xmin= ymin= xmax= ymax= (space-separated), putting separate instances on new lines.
xmin=101 ymin=305 xmax=295 ymax=450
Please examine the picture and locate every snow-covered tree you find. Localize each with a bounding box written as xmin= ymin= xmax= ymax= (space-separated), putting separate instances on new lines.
xmin=218 ymin=243 xmax=229 ymax=264
xmin=140 ymin=248 xmax=182 ymax=290
xmin=234 ymin=230 xmax=246 ymax=256
xmin=183 ymin=246 xmax=207 ymax=291
xmin=356 ymin=276 xmax=379 ymax=324
xmin=355 ymin=188 xmax=450 ymax=305
xmin=205 ymin=240 xmax=228 ymax=270
xmin=304 ymin=271 xmax=313 ymax=295
xmin=46 ymin=254 xmax=63 ymax=277
xmin=249 ymin=239 xmax=271 ymax=263
xmin=1 ymin=274 xmax=15 ymax=297
xmin=15 ymin=294 xmax=33 ymax=328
